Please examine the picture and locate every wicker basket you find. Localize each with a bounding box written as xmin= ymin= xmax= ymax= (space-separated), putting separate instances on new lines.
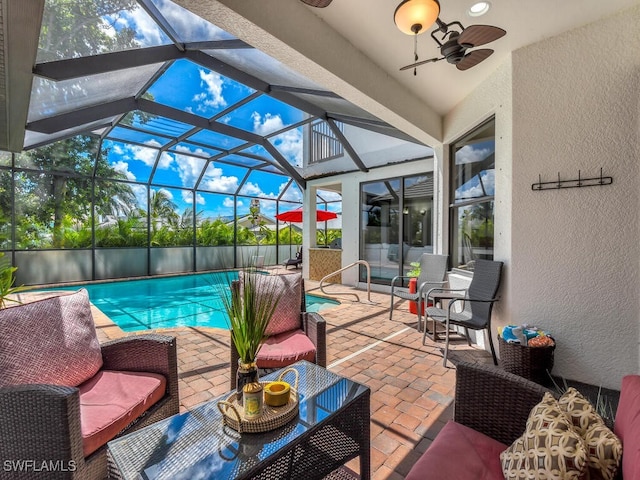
xmin=498 ymin=336 xmax=555 ymax=385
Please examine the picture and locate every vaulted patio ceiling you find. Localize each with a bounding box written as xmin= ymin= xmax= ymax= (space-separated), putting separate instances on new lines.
xmin=0 ymin=0 xmax=434 ymax=190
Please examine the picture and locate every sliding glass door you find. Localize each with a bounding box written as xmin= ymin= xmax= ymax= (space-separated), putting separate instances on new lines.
xmin=360 ymin=174 xmax=433 ymax=284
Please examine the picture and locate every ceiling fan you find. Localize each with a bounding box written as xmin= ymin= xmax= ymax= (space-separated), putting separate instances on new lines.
xmin=400 ymin=18 xmax=506 ymax=73
xmin=299 ymin=0 xmax=333 ymax=7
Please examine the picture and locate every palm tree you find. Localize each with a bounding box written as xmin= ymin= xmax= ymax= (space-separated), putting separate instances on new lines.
xmin=149 ymin=190 xmax=178 ymax=235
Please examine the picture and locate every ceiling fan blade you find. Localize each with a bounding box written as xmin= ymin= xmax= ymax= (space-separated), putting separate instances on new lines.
xmin=458 ymin=25 xmax=506 ymax=48
xmin=456 ymin=49 xmax=493 ymax=71
xmin=400 ymin=57 xmax=443 ymax=71
xmin=299 ymin=0 xmax=333 ymax=7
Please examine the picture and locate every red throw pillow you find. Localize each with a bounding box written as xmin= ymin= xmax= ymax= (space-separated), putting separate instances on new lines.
xmin=0 ymin=289 xmax=103 ymax=388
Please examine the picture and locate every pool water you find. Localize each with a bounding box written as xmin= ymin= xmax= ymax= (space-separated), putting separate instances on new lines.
xmin=39 ymin=272 xmax=339 ymax=332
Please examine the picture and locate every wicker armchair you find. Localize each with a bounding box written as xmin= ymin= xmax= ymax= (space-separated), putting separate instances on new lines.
xmin=230 ymin=277 xmax=326 ymax=390
xmin=0 ymin=334 xmax=179 ymax=480
xmin=453 ymin=361 xmax=551 ymax=446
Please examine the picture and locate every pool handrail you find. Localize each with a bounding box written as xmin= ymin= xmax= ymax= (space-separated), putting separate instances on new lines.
xmin=318 ymin=261 xmax=374 ymax=304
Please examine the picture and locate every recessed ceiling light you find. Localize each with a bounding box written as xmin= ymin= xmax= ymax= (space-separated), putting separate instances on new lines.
xmin=468 ymin=1 xmax=491 ymax=17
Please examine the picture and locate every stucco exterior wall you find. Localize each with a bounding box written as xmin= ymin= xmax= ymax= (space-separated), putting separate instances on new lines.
xmin=447 ymin=5 xmax=640 ymax=389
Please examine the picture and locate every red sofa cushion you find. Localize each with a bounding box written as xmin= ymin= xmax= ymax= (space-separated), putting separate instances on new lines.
xmin=405 ymin=420 xmax=507 ymax=480
xmin=614 ymin=375 xmax=640 ymax=480
xmin=79 ymin=370 xmax=166 ymax=457
xmin=256 ymin=329 xmax=316 ymax=368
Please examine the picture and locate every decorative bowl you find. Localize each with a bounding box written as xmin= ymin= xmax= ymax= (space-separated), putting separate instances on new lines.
xmin=264 ymin=381 xmax=291 ymax=407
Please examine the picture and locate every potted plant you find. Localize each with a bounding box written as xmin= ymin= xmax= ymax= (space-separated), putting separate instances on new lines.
xmin=0 ymin=252 xmax=25 ymax=308
xmin=220 ymin=270 xmax=282 ymax=403
xmin=407 ymin=261 xmax=424 ymax=315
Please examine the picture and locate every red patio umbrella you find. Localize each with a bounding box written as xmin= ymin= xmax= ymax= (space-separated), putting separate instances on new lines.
xmin=275 ymin=207 xmax=337 ymax=223
xmin=276 ymin=208 xmax=338 ymax=255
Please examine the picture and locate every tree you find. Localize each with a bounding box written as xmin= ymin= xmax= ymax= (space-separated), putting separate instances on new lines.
xmin=38 ymin=0 xmax=139 ymax=63
xmin=16 ymin=136 xmax=137 ymax=248
xmin=149 ymin=190 xmax=179 ymax=245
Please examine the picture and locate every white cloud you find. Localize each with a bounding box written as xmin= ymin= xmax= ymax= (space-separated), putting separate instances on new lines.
xmin=455 ymin=145 xmax=492 ymax=165
xmin=125 ymin=8 xmax=166 ymax=47
xmin=271 ymin=128 xmax=303 ymax=167
xmin=131 ymin=184 xmax=148 ymax=209
xmin=174 ymin=154 xmax=204 ymax=187
xmin=240 ymin=181 xmax=263 ymax=196
xmin=193 ymin=69 xmax=226 ymax=112
xmin=201 ymin=164 xmax=239 ymax=193
xmin=175 ymin=144 xmax=209 ymax=157
xmin=150 ymin=0 xmax=228 ymax=41
xmin=456 ymin=170 xmax=495 ymax=199
xmin=223 ymin=197 xmax=235 ymax=208
xmin=252 ymin=112 xmax=285 ymax=136
xmin=111 ymin=144 xmax=124 ymax=156
xmin=317 ymin=190 xmax=342 ymax=202
xmin=111 ymin=160 xmax=136 ymax=181
xmin=130 ymin=145 xmax=159 ymax=167
xmin=157 ymin=152 xmax=174 ymax=170
xmin=279 ymin=182 xmax=303 ymax=202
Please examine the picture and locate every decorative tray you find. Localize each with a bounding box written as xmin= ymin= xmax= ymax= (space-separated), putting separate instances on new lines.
xmin=217 ymin=368 xmax=299 ymax=433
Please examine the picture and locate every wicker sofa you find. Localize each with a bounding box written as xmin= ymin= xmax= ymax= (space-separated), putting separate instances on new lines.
xmin=406 ymin=361 xmax=640 ymax=479
xmin=0 ymin=290 xmax=179 ymax=479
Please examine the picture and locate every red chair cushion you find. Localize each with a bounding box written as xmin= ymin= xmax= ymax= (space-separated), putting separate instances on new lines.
xmin=405 ymin=420 xmax=507 ymax=480
xmin=614 ymin=375 xmax=640 ymax=480
xmin=79 ymin=370 xmax=166 ymax=457
xmin=256 ymin=329 xmax=316 ymax=368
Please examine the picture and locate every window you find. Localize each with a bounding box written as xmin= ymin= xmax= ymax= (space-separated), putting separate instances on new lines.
xmin=449 ymin=118 xmax=495 ymax=270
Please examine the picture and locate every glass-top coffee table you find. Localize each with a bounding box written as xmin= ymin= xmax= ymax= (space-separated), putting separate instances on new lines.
xmin=107 ymin=361 xmax=370 ymax=480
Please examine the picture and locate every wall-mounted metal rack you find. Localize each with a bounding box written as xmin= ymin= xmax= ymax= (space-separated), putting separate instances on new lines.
xmin=531 ymin=168 xmax=612 ymax=191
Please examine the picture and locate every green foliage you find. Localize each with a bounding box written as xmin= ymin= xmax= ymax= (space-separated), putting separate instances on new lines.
xmin=316 ymin=229 xmax=341 ymax=247
xmin=95 ymin=215 xmax=147 ymax=247
xmin=407 ymin=262 xmax=421 ymax=278
xmin=278 ymin=227 xmax=302 ymax=246
xmin=219 ymin=271 xmax=282 ymax=364
xmin=460 ymin=203 xmax=494 ymax=248
xmin=13 ymin=136 xmax=139 ymax=249
xmin=38 ymin=0 xmax=139 ymax=62
xmin=197 ymin=219 xmax=234 ymax=246
xmin=0 ymin=252 xmax=25 ymax=308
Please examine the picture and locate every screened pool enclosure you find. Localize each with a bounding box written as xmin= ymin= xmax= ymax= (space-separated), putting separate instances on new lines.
xmin=0 ymin=0 xmax=432 ymax=286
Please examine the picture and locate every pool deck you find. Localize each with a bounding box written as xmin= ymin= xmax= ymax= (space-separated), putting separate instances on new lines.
xmin=16 ymin=278 xmax=494 ymax=479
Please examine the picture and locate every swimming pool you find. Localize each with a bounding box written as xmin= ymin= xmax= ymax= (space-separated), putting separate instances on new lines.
xmin=39 ymin=272 xmax=339 ymax=332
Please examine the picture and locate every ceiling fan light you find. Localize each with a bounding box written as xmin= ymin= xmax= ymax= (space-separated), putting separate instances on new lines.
xmin=394 ymin=0 xmax=440 ymax=36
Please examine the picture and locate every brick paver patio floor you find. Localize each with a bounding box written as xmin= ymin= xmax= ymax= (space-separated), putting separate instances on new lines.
xmin=88 ymin=278 xmax=494 ymax=479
